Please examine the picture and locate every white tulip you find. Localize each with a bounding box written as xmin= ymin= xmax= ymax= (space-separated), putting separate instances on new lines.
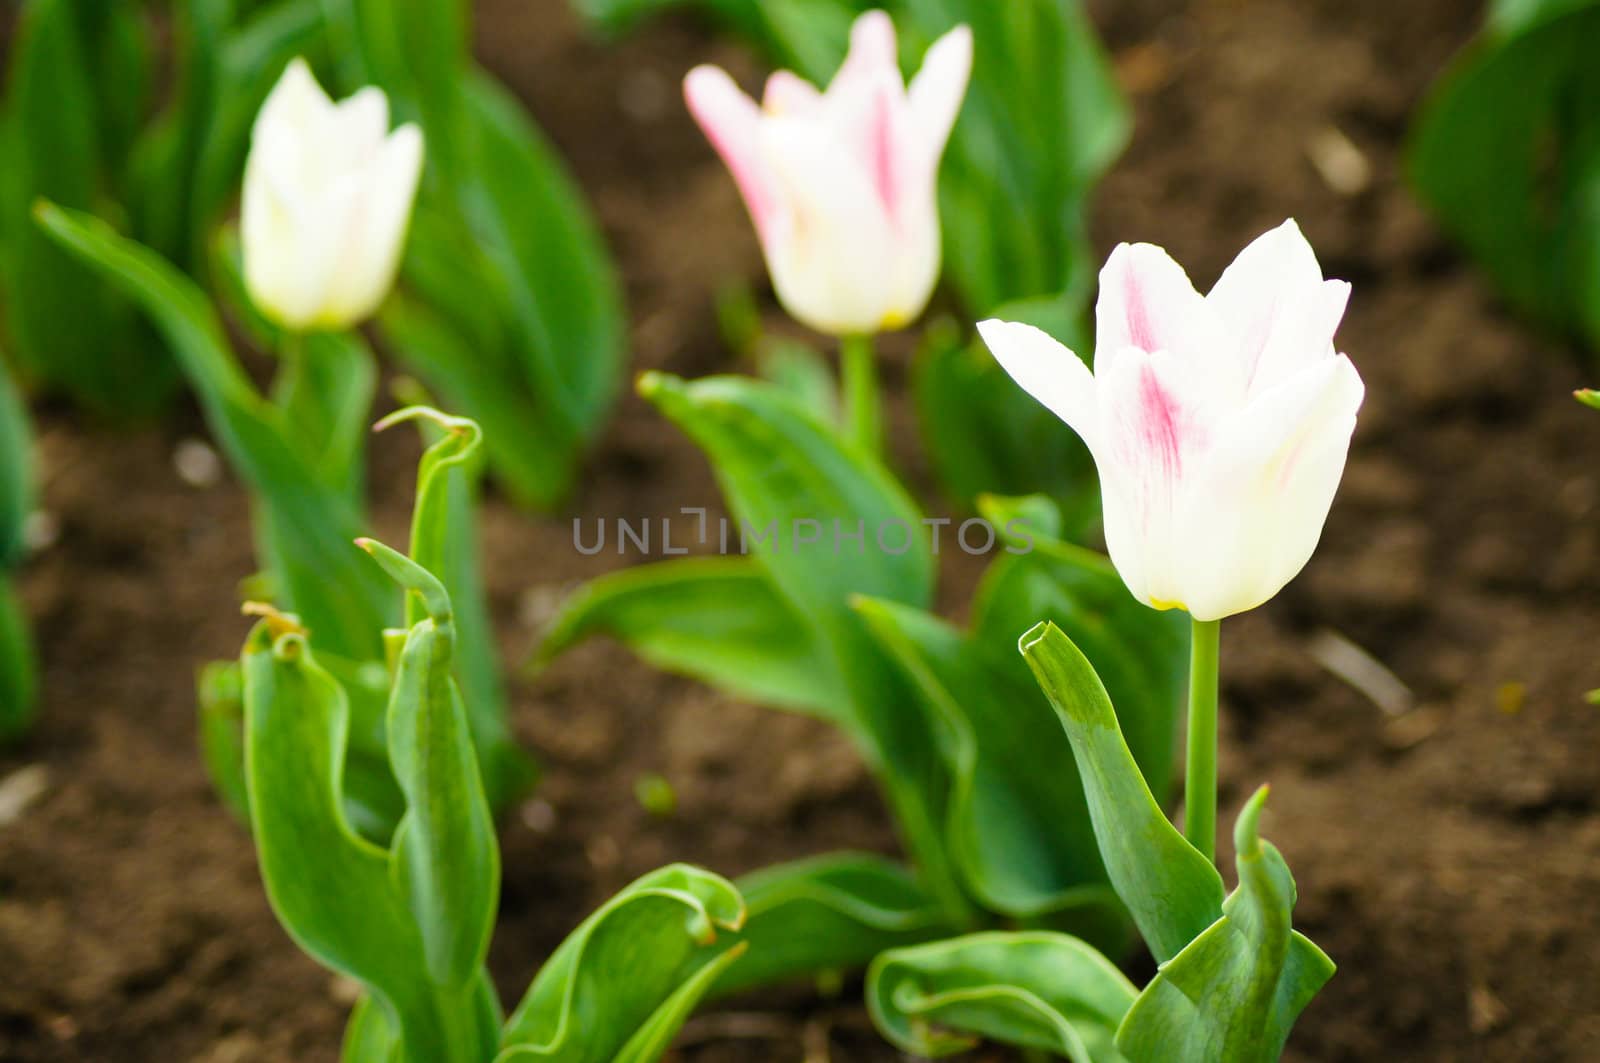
xmin=242 ymin=59 xmax=424 ymax=333
xmin=684 ymin=11 xmax=972 ymax=337
xmin=980 ymin=220 xmax=1365 ymax=621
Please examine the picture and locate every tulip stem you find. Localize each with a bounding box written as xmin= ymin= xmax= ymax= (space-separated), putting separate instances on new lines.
xmin=840 ymin=334 xmax=882 ymax=457
xmin=1184 ymin=618 xmax=1221 ymax=863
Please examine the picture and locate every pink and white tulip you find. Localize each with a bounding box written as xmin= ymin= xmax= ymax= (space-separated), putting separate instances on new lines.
xmin=242 ymin=59 xmax=424 ymax=333
xmin=684 ymin=11 xmax=972 ymax=337
xmin=979 ymin=221 xmax=1365 ymax=621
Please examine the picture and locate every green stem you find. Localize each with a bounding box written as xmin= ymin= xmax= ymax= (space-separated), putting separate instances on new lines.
xmin=271 ymin=330 xmax=308 ymax=412
xmin=840 ymin=333 xmax=882 ymax=457
xmin=1184 ymin=618 xmax=1221 ymax=863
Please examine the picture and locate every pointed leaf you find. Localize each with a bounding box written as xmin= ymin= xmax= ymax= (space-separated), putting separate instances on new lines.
xmin=359 ymin=539 xmax=499 ymax=991
xmin=1020 ymin=622 xmax=1224 ymax=964
xmin=384 ymin=407 xmax=537 ymax=809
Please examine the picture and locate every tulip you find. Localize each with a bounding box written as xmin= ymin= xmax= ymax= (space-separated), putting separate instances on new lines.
xmin=683 ymin=11 xmax=973 ymax=338
xmin=981 ymin=220 xmax=1365 ymax=863
xmin=979 ymin=220 xmax=1364 ymax=622
xmin=242 ymin=58 xmax=425 ymax=333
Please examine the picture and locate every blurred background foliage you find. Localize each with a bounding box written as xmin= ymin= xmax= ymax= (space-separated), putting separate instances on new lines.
xmin=1410 ymin=0 xmax=1600 ymax=359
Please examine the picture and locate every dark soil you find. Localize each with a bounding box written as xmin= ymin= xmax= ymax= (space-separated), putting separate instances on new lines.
xmin=4 ymin=0 xmax=1599 ymax=1059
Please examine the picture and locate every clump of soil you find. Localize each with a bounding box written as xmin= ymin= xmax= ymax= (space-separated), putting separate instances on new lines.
xmin=3 ymin=0 xmax=1599 ymax=1060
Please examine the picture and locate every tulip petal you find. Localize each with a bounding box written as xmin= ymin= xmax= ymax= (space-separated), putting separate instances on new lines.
xmin=1093 ymin=346 xmax=1219 ymax=610
xmin=1207 ymin=219 xmax=1348 ymax=392
xmin=1175 ymin=354 xmax=1364 ymax=620
xmin=759 ymin=115 xmax=898 ymax=335
xmin=908 ymin=24 xmax=973 ymax=158
xmin=321 ymin=124 xmax=425 ymax=329
xmin=763 ymin=71 xmax=821 ymax=116
xmin=256 ymin=58 xmax=332 ymax=141
xmin=977 ymin=319 xmax=1097 ymax=447
xmin=325 ymin=87 xmax=392 ymax=175
xmin=835 ymin=10 xmax=901 ymax=90
xmin=1094 ymin=242 xmax=1235 ymax=390
xmin=685 ymin=66 xmax=782 ymax=241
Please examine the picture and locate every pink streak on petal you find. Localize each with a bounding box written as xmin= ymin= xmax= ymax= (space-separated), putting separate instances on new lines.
xmin=684 ymin=66 xmax=780 ymax=239
xmin=1136 ymin=361 xmax=1184 ymax=479
xmin=1123 ymin=265 xmax=1158 ymax=353
xmin=867 ymin=85 xmax=900 ymax=223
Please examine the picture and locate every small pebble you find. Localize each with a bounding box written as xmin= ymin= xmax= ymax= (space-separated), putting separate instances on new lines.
xmin=22 ymin=510 xmax=58 ymax=553
xmin=586 ymin=834 xmax=620 ymax=870
xmin=173 ymin=437 xmax=223 ymax=488
xmin=1307 ymin=125 xmax=1372 ymax=196
xmin=0 ymin=764 xmax=49 ymax=827
xmin=520 ymin=798 xmax=557 ymax=834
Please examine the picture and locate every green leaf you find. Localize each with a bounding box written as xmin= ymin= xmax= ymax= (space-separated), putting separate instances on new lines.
xmin=867 ymin=931 xmax=1138 ymax=1061
xmin=0 ymin=578 xmax=36 ymax=740
xmin=1409 ymin=4 xmax=1600 ymax=352
xmin=457 ymin=70 xmax=627 ymax=443
xmin=238 ymin=617 xmax=492 ymax=1063
xmin=377 ymin=70 xmax=627 ymax=509
xmin=854 ymin=597 xmax=1126 ymax=939
xmin=903 ymin=0 xmax=1130 ymax=311
xmin=637 ymin=372 xmax=966 ymax=924
xmin=755 ymin=339 xmax=841 ymax=427
xmin=1019 ymin=622 xmax=1224 ymax=965
xmin=974 ymin=499 xmax=1187 ymax=809
xmin=537 ymin=556 xmax=847 ymax=721
xmin=0 ymin=358 xmax=32 ymax=733
xmin=848 ymin=501 xmax=1184 ymax=942
xmin=341 ymin=994 xmax=401 ymax=1063
xmin=716 ymin=853 xmax=955 ymax=996
xmin=1488 ymin=0 xmax=1600 ymax=35
xmin=273 ymin=331 xmax=378 ymax=504
xmin=358 ymin=539 xmax=499 ymax=992
xmin=497 ymin=864 xmax=747 ymax=1062
xmin=384 ymin=407 xmax=537 ymax=811
xmin=1579 ymin=388 xmax=1600 ymax=410
xmin=639 ymin=373 xmax=933 ymax=616
xmin=1115 ymin=788 xmax=1335 ymax=1063
xmin=913 ymin=303 xmax=1099 ymax=524
xmin=611 ymin=942 xmax=748 ymax=1063
xmin=0 ymin=363 xmax=32 ymax=568
xmin=3 ymin=0 xmax=175 ymax=415
xmin=198 ymin=660 xmax=250 ymax=822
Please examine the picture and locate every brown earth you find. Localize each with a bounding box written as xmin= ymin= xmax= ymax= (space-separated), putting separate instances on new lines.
xmin=3 ymin=0 xmax=1599 ymax=1059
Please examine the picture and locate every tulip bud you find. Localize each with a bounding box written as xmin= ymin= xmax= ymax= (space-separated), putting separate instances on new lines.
xmin=242 ymin=59 xmax=425 ymax=333
xmin=980 ymin=220 xmax=1365 ymax=621
xmin=684 ymin=11 xmax=972 ymax=337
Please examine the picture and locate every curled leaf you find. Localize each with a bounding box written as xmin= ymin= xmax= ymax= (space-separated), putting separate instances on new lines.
xmin=867 ymin=931 xmax=1137 ymax=1062
xmin=498 ymin=864 xmax=746 ymax=1062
